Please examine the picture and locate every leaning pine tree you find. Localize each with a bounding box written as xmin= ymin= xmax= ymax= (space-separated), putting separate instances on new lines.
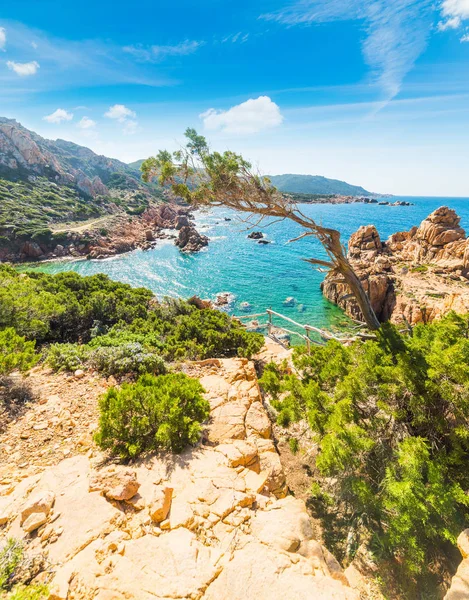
xmin=141 ymin=129 xmax=381 ymax=330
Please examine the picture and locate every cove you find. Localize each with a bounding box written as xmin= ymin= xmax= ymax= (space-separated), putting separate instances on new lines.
xmin=26 ymin=196 xmax=469 ymax=332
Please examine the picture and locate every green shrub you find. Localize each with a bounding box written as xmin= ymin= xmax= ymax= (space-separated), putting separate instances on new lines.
xmin=5 ymin=584 xmax=49 ymax=600
xmin=0 ymin=329 xmax=38 ymax=377
xmin=95 ymin=373 xmax=209 ymax=457
xmin=89 ymin=343 xmax=166 ymax=376
xmin=259 ymin=314 xmax=469 ymax=580
xmin=0 ymin=539 xmax=23 ymax=590
xmin=46 ymin=343 xmax=90 ymax=372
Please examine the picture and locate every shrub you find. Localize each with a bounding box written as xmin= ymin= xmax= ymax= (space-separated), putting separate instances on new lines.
xmin=0 ymin=539 xmax=23 ymax=590
xmin=0 ymin=268 xmax=262 ymax=365
xmin=0 ymin=329 xmax=37 ymax=377
xmin=6 ymin=584 xmax=49 ymax=600
xmin=46 ymin=343 xmax=90 ymax=372
xmin=89 ymin=343 xmax=166 ymax=377
xmin=259 ymin=314 xmax=469 ymax=580
xmin=95 ymin=373 xmax=209 ymax=457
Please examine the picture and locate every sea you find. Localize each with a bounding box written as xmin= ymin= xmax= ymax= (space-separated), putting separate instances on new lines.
xmin=27 ymin=196 xmax=469 ymax=336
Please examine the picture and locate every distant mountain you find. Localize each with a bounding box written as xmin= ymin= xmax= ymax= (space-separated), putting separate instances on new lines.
xmin=267 ymin=174 xmax=373 ymax=197
xmin=128 ymin=159 xmax=144 ymax=171
xmin=129 ymin=160 xmax=374 ymax=198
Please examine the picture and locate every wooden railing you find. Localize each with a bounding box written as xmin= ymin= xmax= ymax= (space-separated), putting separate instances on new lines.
xmin=233 ymin=307 xmax=359 ymax=352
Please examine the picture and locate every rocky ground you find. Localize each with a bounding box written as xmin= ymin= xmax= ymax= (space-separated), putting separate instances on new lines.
xmin=322 ymin=206 xmax=469 ymax=325
xmin=1 ymin=203 xmax=208 ymax=263
xmin=0 ymin=350 xmax=362 ymax=600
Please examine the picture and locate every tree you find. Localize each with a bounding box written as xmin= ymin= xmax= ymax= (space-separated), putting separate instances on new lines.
xmin=259 ymin=313 xmax=469 ymax=582
xmin=141 ymin=129 xmax=381 ymax=330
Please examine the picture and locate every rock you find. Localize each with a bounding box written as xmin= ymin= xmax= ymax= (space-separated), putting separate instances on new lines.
xmin=22 ymin=511 xmax=48 ymax=533
xmin=283 ymin=297 xmax=295 ymax=307
xmin=322 ymin=206 xmax=469 ymax=325
xmin=214 ymin=292 xmax=235 ymax=306
xmin=239 ymin=301 xmax=252 ymax=311
xmin=248 ymin=231 xmax=263 ymax=239
xmin=246 ymin=402 xmax=272 ymax=439
xmin=175 ymin=214 xmax=190 ymax=230
xmin=458 ymin=529 xmax=469 ymax=559
xmin=445 ymin=529 xmax=469 ymax=599
xmin=89 ymin=468 xmax=140 ymax=501
xmin=21 ymin=241 xmax=43 ymax=258
xmin=74 ymin=369 xmax=85 ymax=379
xmin=145 ymin=229 xmax=154 ymax=241
xmin=149 ymin=486 xmax=173 ymax=522
xmin=258 ymin=239 xmax=271 ymax=244
xmin=176 ymin=225 xmax=209 ymax=252
xmin=21 ymin=490 xmax=55 ymax=524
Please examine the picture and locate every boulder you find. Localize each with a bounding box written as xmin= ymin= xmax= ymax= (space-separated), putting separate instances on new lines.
xmin=89 ymin=468 xmax=140 ymax=501
xmin=248 ymin=231 xmax=263 ymax=239
xmin=176 ymin=226 xmax=209 ymax=252
xmin=21 ymin=490 xmax=55 ymax=524
xmin=148 ymin=486 xmax=173 ymax=522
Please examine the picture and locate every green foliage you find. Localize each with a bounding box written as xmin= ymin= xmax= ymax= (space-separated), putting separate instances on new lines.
xmin=259 ymin=314 xmax=469 ymax=578
xmin=95 ymin=373 xmax=210 ymax=457
xmin=1 ymin=267 xmax=262 ymax=377
xmin=0 ymin=329 xmax=37 ymax=377
xmin=4 ymin=585 xmax=49 ymax=600
xmin=0 ymin=539 xmax=23 ymax=591
xmin=46 ymin=343 xmax=90 ymax=372
xmin=0 ymin=177 xmax=105 ymax=243
xmin=89 ymin=343 xmax=166 ymax=377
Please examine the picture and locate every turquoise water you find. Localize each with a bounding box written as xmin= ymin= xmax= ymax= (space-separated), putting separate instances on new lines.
xmin=27 ymin=196 xmax=469 ymax=335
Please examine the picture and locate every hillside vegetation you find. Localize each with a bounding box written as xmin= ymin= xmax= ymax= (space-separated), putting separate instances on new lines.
xmin=260 ymin=314 xmax=469 ymax=595
xmin=0 ymin=118 xmax=162 ymax=249
xmin=268 ymin=173 xmax=373 ymax=196
xmin=0 ymin=266 xmax=263 ymax=379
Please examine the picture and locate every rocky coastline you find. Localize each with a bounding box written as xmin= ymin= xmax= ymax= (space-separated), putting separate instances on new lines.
xmin=0 ymin=203 xmax=208 ymax=264
xmin=322 ymin=206 xmax=469 ymax=325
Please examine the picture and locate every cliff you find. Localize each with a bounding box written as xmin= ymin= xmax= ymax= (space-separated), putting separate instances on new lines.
xmin=322 ymin=206 xmax=469 ymax=325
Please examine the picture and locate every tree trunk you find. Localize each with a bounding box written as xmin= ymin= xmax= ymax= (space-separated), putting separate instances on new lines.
xmin=338 ymin=262 xmax=381 ymax=330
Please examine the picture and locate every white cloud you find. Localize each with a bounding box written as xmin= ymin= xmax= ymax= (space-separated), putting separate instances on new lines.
xmin=0 ymin=27 xmax=6 ymax=51
xmin=200 ymin=96 xmax=284 ymax=134
xmin=43 ymin=108 xmax=74 ymax=123
xmin=104 ymin=104 xmax=136 ymax=122
xmin=440 ymin=0 xmax=469 ymax=31
xmin=441 ymin=0 xmax=469 ymax=19
xmin=6 ymin=60 xmax=40 ymax=76
xmin=31 ymin=41 xmax=38 ymax=49
xmin=105 ymin=104 xmax=138 ymax=134
xmin=123 ymin=120 xmax=138 ymax=135
xmin=123 ymin=40 xmax=203 ymax=62
xmin=461 ymin=33 xmax=469 ymax=40
xmin=77 ymin=116 xmax=96 ymax=129
xmin=263 ymin=1 xmax=435 ymax=101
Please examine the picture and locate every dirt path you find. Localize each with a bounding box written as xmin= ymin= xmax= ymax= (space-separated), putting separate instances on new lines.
xmin=50 ymin=215 xmax=118 ymax=234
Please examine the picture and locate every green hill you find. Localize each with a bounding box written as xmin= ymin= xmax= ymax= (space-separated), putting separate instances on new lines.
xmin=267 ymin=174 xmax=373 ymax=197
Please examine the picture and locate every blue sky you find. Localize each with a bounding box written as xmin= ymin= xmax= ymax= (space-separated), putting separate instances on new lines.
xmin=1 ymin=0 xmax=469 ymax=196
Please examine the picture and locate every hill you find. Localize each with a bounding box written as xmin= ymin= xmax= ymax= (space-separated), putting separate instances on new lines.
xmin=267 ymin=174 xmax=373 ymax=197
xmin=0 ymin=117 xmax=163 ymax=253
xmin=130 ymin=160 xmax=375 ymax=197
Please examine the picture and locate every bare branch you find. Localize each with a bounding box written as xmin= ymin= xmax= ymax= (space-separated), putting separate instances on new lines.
xmin=302 ymin=257 xmax=335 ymax=269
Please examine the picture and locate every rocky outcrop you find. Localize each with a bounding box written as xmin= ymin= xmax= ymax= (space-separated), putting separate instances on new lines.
xmin=445 ymin=530 xmax=469 ymax=599
xmin=322 ymin=207 xmax=469 ymax=325
xmin=0 ymin=358 xmax=357 ymax=599
xmin=176 ymin=225 xmax=209 ymax=252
